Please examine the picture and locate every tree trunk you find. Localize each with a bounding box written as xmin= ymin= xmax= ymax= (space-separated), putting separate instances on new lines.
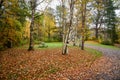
xmin=62 ymin=27 xmax=70 ymax=54
xmin=81 ymin=36 xmax=84 ymax=50
xmin=62 ymin=0 xmax=74 ymax=54
xmin=28 ymin=1 xmax=35 ymax=51
xmin=48 ymin=32 xmax=50 ymax=42
xmin=95 ymin=26 xmax=98 ymax=39
xmin=62 ymin=45 xmax=68 ymax=54
xmin=28 ymin=16 xmax=34 ymax=51
xmin=73 ymin=23 xmax=78 ymax=46
xmin=94 ymin=0 xmax=104 ymax=39
xmin=61 ymin=0 xmax=66 ymax=54
xmin=81 ymin=1 xmax=86 ymax=50
xmin=62 ymin=36 xmax=68 ymax=54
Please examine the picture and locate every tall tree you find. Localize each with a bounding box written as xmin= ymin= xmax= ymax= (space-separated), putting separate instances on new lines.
xmin=28 ymin=0 xmax=51 ymax=50
xmin=60 ymin=0 xmax=67 ymax=54
xmin=62 ymin=0 xmax=75 ymax=54
xmin=92 ymin=0 xmax=104 ymax=39
xmin=81 ymin=0 xmax=87 ymax=50
xmin=28 ymin=0 xmax=36 ymax=50
xmin=44 ymin=8 xmax=56 ymax=42
xmin=104 ymin=0 xmax=118 ymax=44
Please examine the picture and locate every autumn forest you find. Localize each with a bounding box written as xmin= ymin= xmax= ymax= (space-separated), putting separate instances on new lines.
xmin=0 ymin=0 xmax=120 ymax=80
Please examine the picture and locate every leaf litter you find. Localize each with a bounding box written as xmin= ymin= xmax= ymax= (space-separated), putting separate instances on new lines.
xmin=0 ymin=47 xmax=119 ymax=80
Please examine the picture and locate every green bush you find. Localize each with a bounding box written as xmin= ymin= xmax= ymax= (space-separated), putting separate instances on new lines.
xmin=101 ymin=40 xmax=113 ymax=45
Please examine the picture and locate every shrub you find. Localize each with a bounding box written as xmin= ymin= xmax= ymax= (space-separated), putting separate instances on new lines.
xmin=101 ymin=40 xmax=113 ymax=45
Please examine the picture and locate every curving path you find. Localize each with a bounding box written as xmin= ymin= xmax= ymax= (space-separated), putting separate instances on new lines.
xmin=85 ymin=44 xmax=120 ymax=80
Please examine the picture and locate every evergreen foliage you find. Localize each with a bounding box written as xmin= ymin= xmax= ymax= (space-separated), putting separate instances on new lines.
xmin=104 ymin=0 xmax=118 ymax=44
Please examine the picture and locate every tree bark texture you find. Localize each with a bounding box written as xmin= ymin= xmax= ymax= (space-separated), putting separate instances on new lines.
xmin=28 ymin=0 xmax=36 ymax=51
xmin=62 ymin=0 xmax=74 ymax=54
xmin=81 ymin=1 xmax=86 ymax=50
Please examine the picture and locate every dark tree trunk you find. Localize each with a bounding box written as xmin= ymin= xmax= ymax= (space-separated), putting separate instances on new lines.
xmin=95 ymin=25 xmax=99 ymax=39
xmin=95 ymin=14 xmax=99 ymax=39
xmin=73 ymin=25 xmax=77 ymax=46
xmin=28 ymin=1 xmax=35 ymax=51
xmin=81 ymin=36 xmax=84 ymax=50
xmin=81 ymin=1 xmax=86 ymax=50
xmin=48 ymin=32 xmax=50 ymax=42
xmin=28 ymin=18 xmax=34 ymax=51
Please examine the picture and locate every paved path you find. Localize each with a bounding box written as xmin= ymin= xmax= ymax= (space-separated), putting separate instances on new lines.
xmin=85 ymin=44 xmax=120 ymax=80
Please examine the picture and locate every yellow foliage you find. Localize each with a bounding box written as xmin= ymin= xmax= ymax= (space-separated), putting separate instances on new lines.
xmin=23 ymin=21 xmax=30 ymax=38
xmin=44 ymin=15 xmax=56 ymax=36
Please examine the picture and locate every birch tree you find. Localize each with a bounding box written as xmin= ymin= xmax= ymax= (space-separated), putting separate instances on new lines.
xmin=28 ymin=0 xmax=36 ymax=50
xmin=62 ymin=0 xmax=75 ymax=54
xmin=28 ymin=0 xmax=51 ymax=51
xmin=60 ymin=0 xmax=67 ymax=54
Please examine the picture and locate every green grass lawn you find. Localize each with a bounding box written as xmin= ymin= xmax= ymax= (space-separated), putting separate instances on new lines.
xmin=85 ymin=41 xmax=120 ymax=50
xmin=35 ymin=42 xmax=63 ymax=49
xmin=45 ymin=42 xmax=63 ymax=48
xmin=20 ymin=42 xmax=63 ymax=49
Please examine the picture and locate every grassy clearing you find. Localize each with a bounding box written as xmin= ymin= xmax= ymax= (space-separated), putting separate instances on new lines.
xmin=35 ymin=42 xmax=63 ymax=50
xmin=85 ymin=41 xmax=120 ymax=50
xmin=42 ymin=42 xmax=62 ymax=48
xmin=19 ymin=42 xmax=63 ymax=49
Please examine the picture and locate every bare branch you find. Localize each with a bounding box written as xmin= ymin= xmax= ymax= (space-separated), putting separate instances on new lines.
xmin=36 ymin=0 xmax=45 ymax=7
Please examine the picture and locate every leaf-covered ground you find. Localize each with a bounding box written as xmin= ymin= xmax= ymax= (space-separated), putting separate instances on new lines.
xmin=0 ymin=47 xmax=102 ymax=80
